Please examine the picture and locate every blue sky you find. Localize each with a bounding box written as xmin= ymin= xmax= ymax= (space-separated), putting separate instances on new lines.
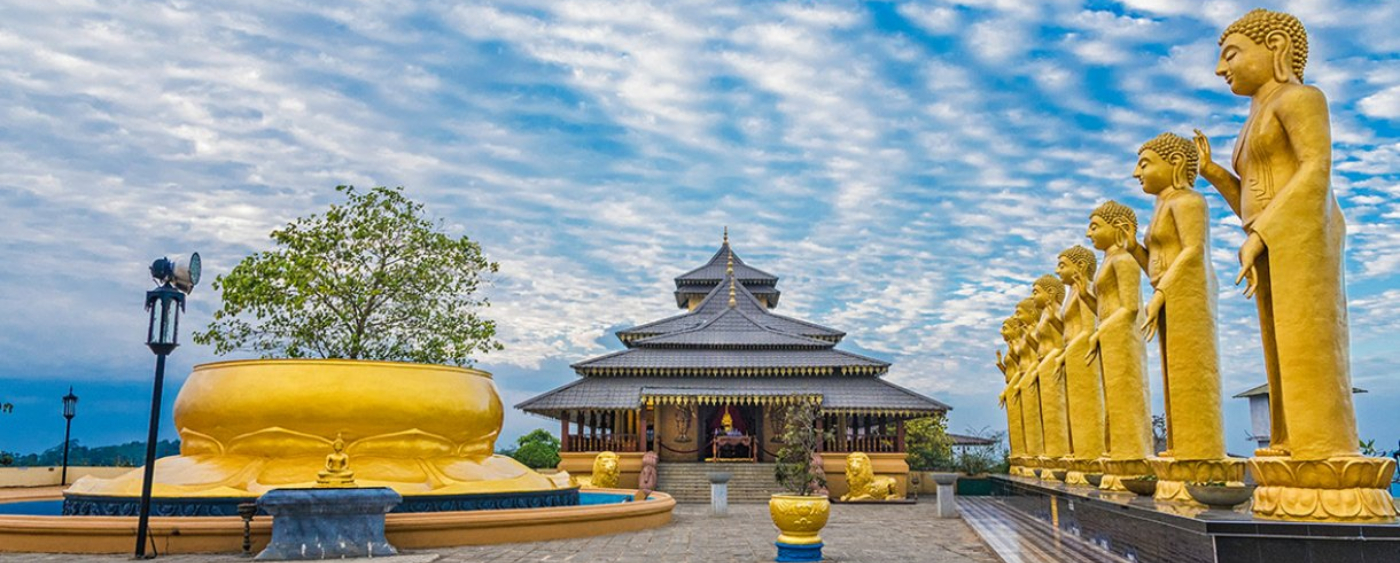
xmin=2 ymin=1 xmax=1399 ymax=458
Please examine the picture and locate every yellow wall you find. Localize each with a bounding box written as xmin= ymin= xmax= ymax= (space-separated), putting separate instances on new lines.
xmin=0 ymin=467 xmax=130 ymax=488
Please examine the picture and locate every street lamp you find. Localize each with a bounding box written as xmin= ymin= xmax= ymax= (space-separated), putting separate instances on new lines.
xmin=135 ymin=254 xmax=200 ymax=559
xmin=61 ymin=387 xmax=77 ymax=486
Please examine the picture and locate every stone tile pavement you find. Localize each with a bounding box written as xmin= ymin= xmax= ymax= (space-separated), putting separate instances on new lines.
xmin=2 ymin=501 xmax=1001 ymax=563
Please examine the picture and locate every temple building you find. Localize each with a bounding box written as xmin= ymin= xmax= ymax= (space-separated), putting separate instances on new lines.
xmin=518 ymin=231 xmax=949 ymax=498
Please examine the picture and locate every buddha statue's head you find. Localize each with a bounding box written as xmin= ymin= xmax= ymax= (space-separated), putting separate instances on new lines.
xmin=1056 ymin=245 xmax=1097 ymax=286
xmin=1135 ymin=133 xmax=1198 ymax=195
xmin=1000 ymin=317 xmax=1024 ymax=343
xmin=1014 ymin=297 xmax=1039 ymax=327
xmin=1216 ymin=9 xmax=1308 ymax=97
xmin=1031 ymin=275 xmax=1066 ymax=308
xmin=1088 ymin=200 xmax=1137 ymax=252
xmin=722 ymin=410 xmax=734 ymax=432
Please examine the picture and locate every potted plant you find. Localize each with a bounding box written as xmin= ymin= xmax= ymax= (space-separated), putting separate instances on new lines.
xmin=1185 ymin=481 xmax=1255 ymax=509
xmin=770 ymin=402 xmax=829 ymax=562
xmin=1120 ymin=474 xmax=1158 ymax=497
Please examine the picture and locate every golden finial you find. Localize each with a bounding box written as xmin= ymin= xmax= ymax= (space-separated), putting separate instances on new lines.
xmin=723 ymin=226 xmax=728 ymax=246
xmin=729 ymin=276 xmax=737 ymax=308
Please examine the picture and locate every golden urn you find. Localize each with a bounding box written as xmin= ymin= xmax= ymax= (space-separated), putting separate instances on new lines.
xmin=67 ymin=359 xmax=557 ymax=498
xmin=768 ymin=494 xmax=830 ymax=545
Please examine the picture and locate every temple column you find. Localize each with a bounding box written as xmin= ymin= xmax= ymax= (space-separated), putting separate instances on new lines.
xmin=896 ymin=419 xmax=906 ymax=452
xmin=637 ymin=408 xmax=647 ymax=453
xmin=815 ymin=415 xmax=824 ymax=452
xmin=560 ymin=411 xmax=571 ymax=453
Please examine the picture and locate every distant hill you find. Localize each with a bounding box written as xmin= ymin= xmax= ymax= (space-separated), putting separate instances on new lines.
xmin=1 ymin=439 xmax=180 ymax=467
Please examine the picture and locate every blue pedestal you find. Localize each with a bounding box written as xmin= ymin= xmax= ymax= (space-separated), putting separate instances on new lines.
xmin=255 ymin=487 xmax=402 ymax=560
xmin=775 ymin=541 xmax=823 ymax=562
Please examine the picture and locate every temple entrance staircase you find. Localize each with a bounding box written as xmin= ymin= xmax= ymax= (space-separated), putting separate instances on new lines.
xmin=655 ymin=462 xmax=783 ymax=503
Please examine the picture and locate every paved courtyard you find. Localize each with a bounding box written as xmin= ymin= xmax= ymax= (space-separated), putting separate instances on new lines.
xmin=5 ymin=501 xmax=1002 ymax=563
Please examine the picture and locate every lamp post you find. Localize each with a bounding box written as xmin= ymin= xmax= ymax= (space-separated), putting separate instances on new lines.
xmin=135 ymin=254 xmax=199 ymax=559
xmin=61 ymin=387 xmax=77 ymax=486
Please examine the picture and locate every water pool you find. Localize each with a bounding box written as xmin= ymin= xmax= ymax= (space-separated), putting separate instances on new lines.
xmin=1 ymin=491 xmax=637 ymax=517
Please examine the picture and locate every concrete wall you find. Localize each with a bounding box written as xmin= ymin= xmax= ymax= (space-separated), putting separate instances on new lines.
xmin=0 ymin=466 xmax=131 ymax=488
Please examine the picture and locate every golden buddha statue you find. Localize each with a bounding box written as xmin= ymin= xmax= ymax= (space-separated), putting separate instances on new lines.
xmin=1193 ymin=9 xmax=1395 ymax=521
xmin=316 ymin=434 xmax=357 ymax=488
xmin=1128 ymin=133 xmax=1244 ymax=502
xmin=1031 ymin=275 xmax=1069 ymax=481
xmin=997 ymin=317 xmax=1029 ymax=476
xmin=1085 ymin=201 xmax=1152 ymax=491
xmin=1054 ymin=245 xmax=1105 ymax=486
xmin=1012 ymin=297 xmax=1045 ymax=474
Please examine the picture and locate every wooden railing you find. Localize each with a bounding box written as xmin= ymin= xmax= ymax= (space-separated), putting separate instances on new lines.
xmin=824 ymin=435 xmax=899 ymax=453
xmin=566 ymin=434 xmax=639 ymax=453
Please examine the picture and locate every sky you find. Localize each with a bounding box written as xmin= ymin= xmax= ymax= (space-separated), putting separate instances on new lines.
xmin=2 ymin=1 xmax=1399 ymax=459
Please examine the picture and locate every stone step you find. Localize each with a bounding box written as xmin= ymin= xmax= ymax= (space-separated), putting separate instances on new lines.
xmin=654 ymin=463 xmax=786 ymax=503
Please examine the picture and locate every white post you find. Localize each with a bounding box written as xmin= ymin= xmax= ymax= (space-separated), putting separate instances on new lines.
xmin=933 ymin=472 xmax=959 ymax=518
xmin=708 ymin=472 xmax=731 ymax=517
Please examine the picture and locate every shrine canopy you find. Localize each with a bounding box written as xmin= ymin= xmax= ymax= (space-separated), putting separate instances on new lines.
xmin=517 ymin=232 xmax=950 ymax=457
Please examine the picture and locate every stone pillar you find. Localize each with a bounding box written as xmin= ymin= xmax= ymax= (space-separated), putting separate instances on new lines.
xmin=708 ymin=472 xmax=731 ymax=517
xmin=933 ymin=472 xmax=959 ymax=519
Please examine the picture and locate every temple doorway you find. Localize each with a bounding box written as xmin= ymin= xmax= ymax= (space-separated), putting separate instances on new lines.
xmin=697 ymin=404 xmax=761 ymax=462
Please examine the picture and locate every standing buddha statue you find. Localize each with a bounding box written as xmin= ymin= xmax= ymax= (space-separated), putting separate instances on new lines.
xmin=997 ymin=316 xmax=1029 ymax=476
xmin=1085 ymin=200 xmax=1153 ymax=491
xmin=1055 ymin=245 xmax=1105 ymax=486
xmin=1128 ymin=132 xmax=1245 ymax=503
xmin=1031 ymin=275 xmax=1070 ymax=481
xmin=1013 ymin=297 xmax=1046 ymax=476
xmin=1193 ymin=9 xmax=1395 ymax=521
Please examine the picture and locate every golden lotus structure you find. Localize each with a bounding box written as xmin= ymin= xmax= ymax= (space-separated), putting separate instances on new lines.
xmin=66 ymin=359 xmax=558 ymax=501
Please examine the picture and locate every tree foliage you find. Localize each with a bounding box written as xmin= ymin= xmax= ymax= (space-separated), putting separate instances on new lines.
xmin=774 ymin=403 xmax=824 ymax=495
xmin=905 ymin=414 xmax=954 ymax=471
xmin=194 ymin=186 xmax=503 ymax=366
xmin=501 ymin=429 xmax=562 ymax=470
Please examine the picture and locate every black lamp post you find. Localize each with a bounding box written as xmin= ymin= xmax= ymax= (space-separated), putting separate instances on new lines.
xmin=60 ymin=387 xmax=77 ymax=486
xmin=135 ymin=254 xmax=199 ymax=559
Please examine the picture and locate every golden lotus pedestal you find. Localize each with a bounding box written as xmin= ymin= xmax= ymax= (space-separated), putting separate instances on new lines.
xmin=1099 ymin=459 xmax=1150 ymax=492
xmin=1249 ymin=456 xmax=1397 ymax=522
xmin=1147 ymin=457 xmax=1247 ymax=505
xmin=1036 ymin=457 xmax=1064 ymax=483
xmin=65 ymin=359 xmax=562 ymax=512
xmin=1062 ymin=458 xmax=1103 ymax=487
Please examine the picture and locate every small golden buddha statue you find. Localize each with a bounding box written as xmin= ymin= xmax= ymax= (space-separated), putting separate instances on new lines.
xmin=1054 ymin=245 xmax=1105 ymax=485
xmin=1193 ymin=9 xmax=1395 ymax=521
xmin=1128 ymin=132 xmax=1244 ymax=502
xmin=316 ymin=434 xmax=357 ymax=488
xmin=1012 ymin=297 xmax=1045 ymax=471
xmin=1031 ymin=275 xmax=1070 ymax=480
xmin=997 ymin=317 xmax=1028 ymax=475
xmin=1085 ymin=200 xmax=1152 ymax=491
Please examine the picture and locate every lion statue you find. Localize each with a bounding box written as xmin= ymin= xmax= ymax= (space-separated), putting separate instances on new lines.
xmin=840 ymin=452 xmax=900 ymax=501
xmin=575 ymin=451 xmax=621 ymax=489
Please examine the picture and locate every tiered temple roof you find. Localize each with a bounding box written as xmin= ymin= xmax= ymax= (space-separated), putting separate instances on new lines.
xmin=672 ymin=228 xmax=780 ymax=308
xmin=518 ymin=234 xmax=948 ymax=417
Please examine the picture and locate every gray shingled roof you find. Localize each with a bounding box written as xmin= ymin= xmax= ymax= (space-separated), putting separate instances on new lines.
xmin=675 ymin=243 xmax=778 ymax=284
xmin=517 ymin=376 xmax=951 ymax=414
xmin=572 ymin=347 xmax=889 ymax=372
xmin=622 ymin=280 xmax=842 ymax=343
xmin=633 ymin=308 xmax=833 ymax=349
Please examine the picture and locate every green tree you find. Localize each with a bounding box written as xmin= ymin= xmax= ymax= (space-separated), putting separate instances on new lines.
xmin=504 ymin=429 xmax=561 ymax=470
xmin=194 ymin=186 xmax=503 ymax=365
xmin=904 ymin=414 xmax=954 ymax=471
xmin=774 ymin=403 xmax=824 ymax=495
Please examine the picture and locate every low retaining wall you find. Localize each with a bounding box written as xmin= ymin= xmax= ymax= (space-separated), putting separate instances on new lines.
xmin=0 ymin=488 xmax=674 ymax=554
xmin=0 ymin=467 xmax=130 ymax=488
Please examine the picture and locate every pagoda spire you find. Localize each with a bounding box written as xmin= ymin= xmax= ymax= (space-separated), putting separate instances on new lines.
xmin=727 ymin=248 xmax=737 ymax=308
xmin=723 ymin=226 xmax=729 ymax=247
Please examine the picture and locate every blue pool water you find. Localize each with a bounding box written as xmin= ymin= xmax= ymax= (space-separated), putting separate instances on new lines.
xmin=1391 ymin=481 xmax=1399 ymax=498
xmin=0 ymin=491 xmax=636 ymax=516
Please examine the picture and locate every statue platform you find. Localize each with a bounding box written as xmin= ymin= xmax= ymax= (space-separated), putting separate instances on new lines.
xmin=255 ymin=487 xmax=401 ymax=560
xmin=989 ymin=475 xmax=1400 ymax=563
